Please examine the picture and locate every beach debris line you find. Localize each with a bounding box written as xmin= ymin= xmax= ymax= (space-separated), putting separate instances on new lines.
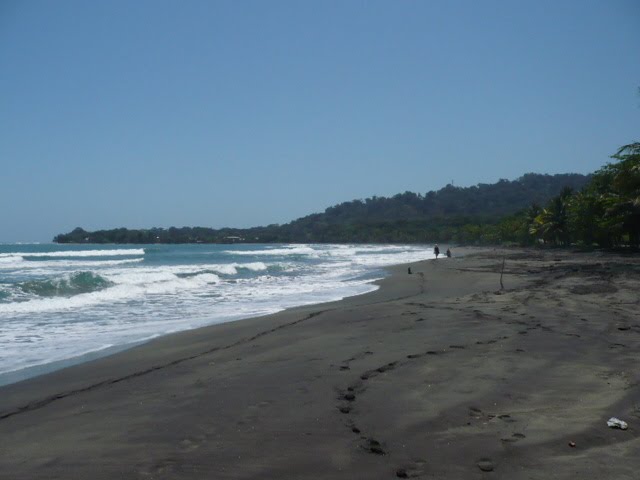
xmin=607 ymin=417 xmax=628 ymax=430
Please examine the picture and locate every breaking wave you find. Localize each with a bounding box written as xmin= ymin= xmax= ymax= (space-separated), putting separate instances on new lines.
xmin=0 ymin=248 xmax=145 ymax=258
xmin=0 ymin=243 xmax=435 ymax=382
xmin=226 ymin=246 xmax=318 ymax=256
xmin=19 ymin=272 xmax=113 ymax=297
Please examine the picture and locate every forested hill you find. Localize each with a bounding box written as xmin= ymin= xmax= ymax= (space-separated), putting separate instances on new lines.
xmin=293 ymin=173 xmax=588 ymax=225
xmin=54 ymin=172 xmax=589 ymax=244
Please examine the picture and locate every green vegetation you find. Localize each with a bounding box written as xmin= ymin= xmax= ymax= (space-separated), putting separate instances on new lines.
xmin=54 ymin=173 xmax=588 ymax=245
xmin=527 ymin=142 xmax=640 ymax=248
xmin=53 ymin=142 xmax=639 ymax=248
xmin=449 ymin=141 xmax=639 ymax=248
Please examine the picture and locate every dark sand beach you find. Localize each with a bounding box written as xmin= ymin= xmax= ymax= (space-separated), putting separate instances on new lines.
xmin=1 ymin=248 xmax=639 ymax=479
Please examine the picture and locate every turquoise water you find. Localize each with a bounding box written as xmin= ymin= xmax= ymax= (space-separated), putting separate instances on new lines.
xmin=0 ymin=243 xmax=434 ymax=384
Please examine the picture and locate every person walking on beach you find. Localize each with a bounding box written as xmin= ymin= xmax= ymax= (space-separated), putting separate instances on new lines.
xmin=434 ymin=244 xmax=440 ymax=259
xmin=446 ymin=248 xmax=451 ymax=258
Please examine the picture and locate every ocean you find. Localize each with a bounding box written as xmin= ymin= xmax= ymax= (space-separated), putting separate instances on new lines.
xmin=0 ymin=243 xmax=434 ymax=385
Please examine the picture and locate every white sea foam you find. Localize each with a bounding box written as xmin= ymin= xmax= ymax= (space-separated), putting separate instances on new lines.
xmin=193 ymin=262 xmax=268 ymax=275
xmin=0 ymin=257 xmax=144 ymax=270
xmin=101 ymin=262 xmax=268 ymax=282
xmin=0 ymin=243 xmax=436 ymax=381
xmin=0 ymin=270 xmax=221 ymax=314
xmin=240 ymin=262 xmax=269 ymax=271
xmin=0 ymin=249 xmax=145 ymax=258
xmin=226 ymin=246 xmax=318 ymax=256
xmin=229 ymin=244 xmax=426 ymax=259
xmin=0 ymin=256 xmax=23 ymax=264
xmin=213 ymin=265 xmax=238 ymax=275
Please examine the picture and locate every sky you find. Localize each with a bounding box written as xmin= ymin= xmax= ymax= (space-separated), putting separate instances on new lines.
xmin=1 ymin=0 xmax=639 ymax=242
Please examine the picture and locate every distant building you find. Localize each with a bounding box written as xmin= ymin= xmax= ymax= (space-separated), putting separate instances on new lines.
xmin=223 ymin=236 xmax=244 ymax=243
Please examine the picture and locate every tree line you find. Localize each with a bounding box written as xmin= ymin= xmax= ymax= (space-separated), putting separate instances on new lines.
xmin=519 ymin=142 xmax=640 ymax=248
xmin=54 ymin=142 xmax=639 ymax=248
xmin=429 ymin=141 xmax=638 ymax=248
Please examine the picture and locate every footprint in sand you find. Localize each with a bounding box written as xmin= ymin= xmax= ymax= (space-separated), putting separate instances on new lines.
xmin=498 ymin=414 xmax=516 ymax=423
xmin=501 ymin=437 xmax=518 ymax=443
xmin=477 ymin=458 xmax=495 ymax=472
xmin=144 ymin=458 xmax=178 ymax=476
xmin=468 ymin=406 xmax=483 ymax=418
xmin=376 ymin=362 xmax=398 ymax=373
xmin=364 ymin=438 xmax=386 ymax=455
xmin=179 ymin=435 xmax=206 ymax=452
xmin=396 ymin=459 xmax=427 ymax=478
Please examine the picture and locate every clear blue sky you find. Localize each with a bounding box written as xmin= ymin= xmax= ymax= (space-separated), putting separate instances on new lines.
xmin=1 ymin=0 xmax=639 ymax=242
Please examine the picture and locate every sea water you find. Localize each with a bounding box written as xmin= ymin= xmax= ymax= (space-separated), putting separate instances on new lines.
xmin=0 ymin=243 xmax=434 ymax=385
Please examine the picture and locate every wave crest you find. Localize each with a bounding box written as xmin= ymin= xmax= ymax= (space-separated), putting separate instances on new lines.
xmin=19 ymin=272 xmax=113 ymax=297
xmin=0 ymin=249 xmax=145 ymax=259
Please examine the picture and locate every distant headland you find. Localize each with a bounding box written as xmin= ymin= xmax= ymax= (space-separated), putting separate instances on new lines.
xmin=54 ymin=142 xmax=639 ymax=248
xmin=55 ymin=173 xmax=588 ymax=245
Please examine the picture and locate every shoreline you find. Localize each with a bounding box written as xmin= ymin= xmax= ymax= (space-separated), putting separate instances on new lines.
xmin=0 ymin=243 xmax=433 ymax=387
xmin=0 ymin=257 xmax=403 ymax=387
xmin=0 ymin=251 xmax=441 ymax=399
xmin=2 ymin=247 xmax=639 ymax=479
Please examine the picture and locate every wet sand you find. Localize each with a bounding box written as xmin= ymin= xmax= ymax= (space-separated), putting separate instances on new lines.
xmin=1 ymin=248 xmax=639 ymax=479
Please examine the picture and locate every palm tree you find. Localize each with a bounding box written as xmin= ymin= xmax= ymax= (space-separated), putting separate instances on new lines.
xmin=530 ymin=191 xmax=571 ymax=245
xmin=589 ymin=142 xmax=640 ymax=246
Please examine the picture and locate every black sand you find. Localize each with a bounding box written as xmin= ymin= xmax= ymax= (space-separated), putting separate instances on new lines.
xmin=1 ymin=248 xmax=639 ymax=479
